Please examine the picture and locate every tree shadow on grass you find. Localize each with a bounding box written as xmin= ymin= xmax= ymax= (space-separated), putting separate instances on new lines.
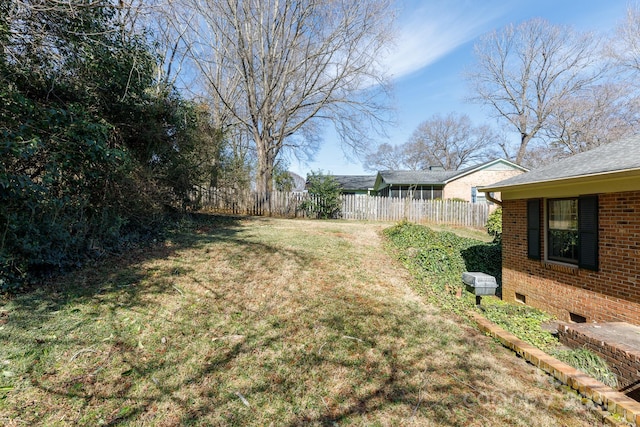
xmin=278 ymin=301 xmax=583 ymax=427
xmin=0 ymin=216 xmax=593 ymax=426
xmin=0 ymin=213 xmax=317 ymax=425
xmin=3 ymin=213 xmax=318 ymax=311
xmin=2 ymin=214 xmax=237 ymax=308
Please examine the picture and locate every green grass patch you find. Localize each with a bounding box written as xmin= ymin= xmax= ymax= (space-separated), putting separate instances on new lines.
xmin=0 ymin=216 xmax=600 ymax=425
xmin=553 ymin=349 xmax=619 ymax=388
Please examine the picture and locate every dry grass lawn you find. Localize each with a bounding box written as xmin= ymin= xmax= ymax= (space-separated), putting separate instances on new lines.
xmin=0 ymin=215 xmax=602 ymax=426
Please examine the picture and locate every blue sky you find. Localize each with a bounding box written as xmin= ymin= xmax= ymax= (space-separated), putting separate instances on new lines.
xmin=289 ymin=0 xmax=629 ymax=178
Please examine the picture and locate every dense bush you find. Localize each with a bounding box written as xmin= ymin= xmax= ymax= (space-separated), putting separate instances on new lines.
xmin=0 ymin=2 xmax=221 ymax=291
xmin=486 ymin=207 xmax=502 ymax=243
xmin=299 ymin=171 xmax=342 ymax=219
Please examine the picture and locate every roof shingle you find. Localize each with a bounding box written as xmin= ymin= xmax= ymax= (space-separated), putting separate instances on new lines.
xmin=331 ymin=175 xmax=376 ymax=190
xmin=378 ymin=169 xmax=458 ymax=185
xmin=484 ymin=135 xmax=640 ymax=189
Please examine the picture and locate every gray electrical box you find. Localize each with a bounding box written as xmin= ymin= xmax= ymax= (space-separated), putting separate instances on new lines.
xmin=462 ymin=272 xmax=497 ymax=296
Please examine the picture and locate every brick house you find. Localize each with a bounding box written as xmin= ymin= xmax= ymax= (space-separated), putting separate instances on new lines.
xmin=481 ymin=136 xmax=640 ymax=326
xmin=373 ymin=159 xmax=526 ymax=202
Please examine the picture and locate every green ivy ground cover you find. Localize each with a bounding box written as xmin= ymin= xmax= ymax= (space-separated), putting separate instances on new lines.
xmin=383 ymin=221 xmax=618 ymax=388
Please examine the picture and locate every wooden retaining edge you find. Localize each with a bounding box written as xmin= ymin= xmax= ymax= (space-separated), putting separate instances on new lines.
xmin=471 ymin=312 xmax=640 ymax=426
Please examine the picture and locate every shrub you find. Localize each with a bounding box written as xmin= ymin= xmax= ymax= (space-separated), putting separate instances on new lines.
xmin=299 ymin=171 xmax=342 ymax=219
xmin=486 ymin=207 xmax=502 ymax=243
xmin=481 ymin=299 xmax=557 ymax=352
xmin=384 ymin=221 xmax=501 ymax=286
xmin=0 ymin=5 xmax=219 ymax=291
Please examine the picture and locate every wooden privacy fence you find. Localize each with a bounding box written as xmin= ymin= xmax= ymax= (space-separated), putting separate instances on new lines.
xmin=193 ymin=188 xmax=312 ymax=218
xmin=340 ymin=194 xmax=490 ymax=227
xmin=193 ymin=188 xmax=491 ymax=228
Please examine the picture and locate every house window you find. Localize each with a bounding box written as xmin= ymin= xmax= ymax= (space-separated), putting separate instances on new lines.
xmin=385 ymin=185 xmax=443 ymax=200
xmin=432 ymin=187 xmax=443 ymax=199
xmin=547 ymin=198 xmax=578 ymax=264
xmin=471 ymin=187 xmax=486 ymax=203
xmin=528 ymin=196 xmax=599 ymax=270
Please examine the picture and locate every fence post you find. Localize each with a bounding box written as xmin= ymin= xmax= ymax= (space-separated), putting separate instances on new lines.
xmin=197 ymin=190 xmax=489 ymax=227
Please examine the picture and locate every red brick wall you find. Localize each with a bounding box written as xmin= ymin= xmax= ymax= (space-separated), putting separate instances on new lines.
xmin=502 ymin=191 xmax=640 ymax=325
xmin=558 ymin=324 xmax=639 ymax=390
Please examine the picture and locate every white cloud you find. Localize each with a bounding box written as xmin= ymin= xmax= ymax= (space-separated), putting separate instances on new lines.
xmin=384 ymin=1 xmax=509 ymax=80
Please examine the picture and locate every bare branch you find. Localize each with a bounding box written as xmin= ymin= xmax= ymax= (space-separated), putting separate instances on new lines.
xmin=364 ymin=113 xmax=500 ymax=171
xmin=170 ymin=0 xmax=395 ymax=193
xmin=467 ymin=18 xmax=606 ymax=164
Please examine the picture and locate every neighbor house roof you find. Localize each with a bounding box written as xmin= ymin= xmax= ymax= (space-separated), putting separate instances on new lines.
xmin=446 ymin=158 xmax=527 ymax=183
xmin=331 ymin=175 xmax=376 ymax=191
xmin=375 ymin=159 xmax=527 ymax=188
xmin=376 ymin=169 xmax=456 ymax=186
xmin=481 ymin=135 xmax=640 ymax=199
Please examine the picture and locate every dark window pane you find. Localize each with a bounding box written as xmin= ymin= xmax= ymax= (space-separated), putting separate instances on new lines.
xmin=548 ymin=229 xmax=578 ymax=262
xmin=547 ymin=199 xmax=578 ymax=263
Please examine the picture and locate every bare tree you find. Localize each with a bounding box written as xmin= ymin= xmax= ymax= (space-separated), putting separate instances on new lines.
xmin=535 ymin=5 xmax=640 ymax=159
xmin=172 ymin=0 xmax=395 ymax=194
xmin=467 ymin=18 xmax=604 ymax=164
xmin=543 ymin=83 xmax=640 ymax=157
xmin=364 ymin=113 xmax=500 ymax=171
xmin=612 ymin=5 xmax=640 ymax=76
xmin=364 ymin=143 xmax=407 ymax=171
xmin=123 ymin=0 xmax=192 ymax=90
xmin=405 ymin=113 xmax=500 ymax=170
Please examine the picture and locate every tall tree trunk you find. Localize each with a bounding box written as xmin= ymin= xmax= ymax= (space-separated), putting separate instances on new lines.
xmin=175 ymin=0 xmax=394 ymax=188
xmin=256 ymin=143 xmax=276 ymax=194
xmin=516 ymin=133 xmax=532 ymax=165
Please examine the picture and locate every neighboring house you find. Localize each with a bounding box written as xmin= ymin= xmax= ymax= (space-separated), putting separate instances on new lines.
xmin=374 ymin=159 xmax=527 ymax=202
xmin=481 ymin=136 xmax=640 ymax=326
xmin=331 ymin=175 xmax=377 ymax=195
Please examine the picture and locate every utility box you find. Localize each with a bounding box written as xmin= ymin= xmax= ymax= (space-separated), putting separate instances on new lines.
xmin=462 ymin=272 xmax=497 ymax=302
